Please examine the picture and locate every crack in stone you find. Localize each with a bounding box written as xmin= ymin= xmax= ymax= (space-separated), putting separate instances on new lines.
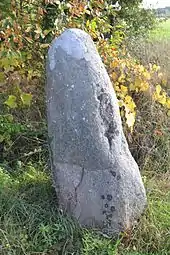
xmin=74 ymin=167 xmax=85 ymax=206
xmin=97 ymin=91 xmax=119 ymax=150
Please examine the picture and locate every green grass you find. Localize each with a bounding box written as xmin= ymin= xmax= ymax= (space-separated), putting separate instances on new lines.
xmin=128 ymin=19 xmax=170 ymax=87
xmin=151 ymin=19 xmax=170 ymax=40
xmin=0 ymin=163 xmax=169 ymax=255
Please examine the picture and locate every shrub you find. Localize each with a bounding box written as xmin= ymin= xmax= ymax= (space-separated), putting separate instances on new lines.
xmin=0 ymin=0 xmax=169 ymax=170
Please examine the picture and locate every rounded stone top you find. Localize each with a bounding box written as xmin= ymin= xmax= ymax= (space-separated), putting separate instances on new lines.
xmin=48 ymin=28 xmax=93 ymax=70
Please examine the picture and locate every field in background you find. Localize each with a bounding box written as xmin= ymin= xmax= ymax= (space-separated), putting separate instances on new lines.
xmin=128 ymin=19 xmax=170 ymax=90
xmin=151 ymin=19 xmax=170 ymax=40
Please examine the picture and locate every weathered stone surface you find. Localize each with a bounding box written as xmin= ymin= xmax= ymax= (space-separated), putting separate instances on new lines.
xmin=46 ymin=28 xmax=147 ymax=236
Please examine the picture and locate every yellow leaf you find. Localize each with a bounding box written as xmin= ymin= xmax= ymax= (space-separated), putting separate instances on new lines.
xmin=110 ymin=59 xmax=119 ymax=68
xmin=112 ymin=72 xmax=118 ymax=81
xmin=129 ymin=83 xmax=135 ymax=91
xmin=166 ymin=98 xmax=170 ymax=109
xmin=139 ymin=82 xmax=149 ymax=92
xmin=115 ymin=85 xmax=120 ymax=92
xmin=167 ymin=110 xmax=170 ymax=116
xmin=153 ymin=64 xmax=160 ymax=72
xmin=86 ymin=20 xmax=90 ymax=27
xmin=138 ymin=65 xmax=144 ymax=72
xmin=158 ymin=72 xmax=163 ymax=78
xmin=118 ymin=74 xmax=125 ymax=83
xmin=125 ymin=95 xmax=132 ymax=103
xmin=143 ymin=71 xmax=151 ymax=80
xmin=120 ymin=85 xmax=128 ymax=95
xmin=124 ymin=96 xmax=136 ymax=111
xmin=125 ymin=111 xmax=136 ymax=130
xmin=120 ymin=62 xmax=126 ymax=69
xmin=40 ymin=43 xmax=49 ymax=49
xmin=120 ymin=109 xmax=124 ymax=118
xmin=156 ymin=84 xmax=162 ymax=95
xmin=134 ymin=77 xmax=142 ymax=89
xmin=118 ymin=100 xmax=123 ymax=107
xmin=158 ymin=93 xmax=166 ymax=105
xmin=161 ymin=78 xmax=167 ymax=85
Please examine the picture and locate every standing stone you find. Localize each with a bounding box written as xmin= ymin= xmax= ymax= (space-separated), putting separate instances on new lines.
xmin=46 ymin=28 xmax=147 ymax=236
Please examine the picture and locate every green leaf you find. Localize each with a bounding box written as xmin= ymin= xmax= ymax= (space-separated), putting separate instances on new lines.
xmin=91 ymin=20 xmax=97 ymax=31
xmin=6 ymin=114 xmax=13 ymax=122
xmin=20 ymin=93 xmax=32 ymax=106
xmin=4 ymin=95 xmax=17 ymax=109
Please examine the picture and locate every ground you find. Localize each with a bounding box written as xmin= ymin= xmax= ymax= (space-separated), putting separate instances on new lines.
xmin=0 ymin=163 xmax=169 ymax=254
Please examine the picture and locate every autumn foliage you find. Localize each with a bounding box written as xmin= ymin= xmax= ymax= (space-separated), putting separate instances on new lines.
xmin=0 ymin=0 xmax=169 ymax=164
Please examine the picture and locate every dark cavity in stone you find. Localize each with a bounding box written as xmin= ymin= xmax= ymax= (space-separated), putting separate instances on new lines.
xmin=110 ymin=170 xmax=116 ymax=177
xmin=117 ymin=175 xmax=121 ymax=180
xmin=106 ymin=214 xmax=113 ymax=219
xmin=107 ymin=194 xmax=112 ymax=201
xmin=110 ymin=206 xmax=116 ymax=212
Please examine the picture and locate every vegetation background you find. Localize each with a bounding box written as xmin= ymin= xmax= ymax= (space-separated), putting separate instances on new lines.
xmin=0 ymin=0 xmax=169 ymax=254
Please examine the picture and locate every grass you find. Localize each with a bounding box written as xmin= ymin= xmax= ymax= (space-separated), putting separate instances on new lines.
xmin=0 ymin=163 xmax=169 ymax=255
xmin=0 ymin=3 xmax=170 ymax=254
xmin=0 ymin=14 xmax=170 ymax=255
xmin=151 ymin=19 xmax=170 ymax=40
xmin=127 ymin=19 xmax=170 ymax=88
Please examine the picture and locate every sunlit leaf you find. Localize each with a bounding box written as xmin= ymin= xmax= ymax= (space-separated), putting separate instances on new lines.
xmin=40 ymin=43 xmax=49 ymax=49
xmin=129 ymin=83 xmax=135 ymax=91
xmin=139 ymin=82 xmax=149 ymax=92
xmin=166 ymin=98 xmax=170 ymax=109
xmin=120 ymin=85 xmax=128 ymax=95
xmin=112 ymin=72 xmax=118 ymax=81
xmin=156 ymin=84 xmax=162 ymax=95
xmin=4 ymin=95 xmax=17 ymax=109
xmin=20 ymin=93 xmax=32 ymax=106
xmin=143 ymin=71 xmax=151 ymax=80
xmin=125 ymin=110 xmax=136 ymax=131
